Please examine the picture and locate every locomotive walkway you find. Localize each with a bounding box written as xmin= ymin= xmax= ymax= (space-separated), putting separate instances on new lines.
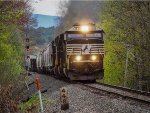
xmin=22 ymin=72 xmax=150 ymax=113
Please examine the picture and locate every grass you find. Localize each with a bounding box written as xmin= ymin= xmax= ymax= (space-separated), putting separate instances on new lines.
xmin=19 ymin=94 xmax=53 ymax=113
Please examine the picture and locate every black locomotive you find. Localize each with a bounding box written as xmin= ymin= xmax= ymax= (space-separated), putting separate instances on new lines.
xmin=37 ymin=23 xmax=104 ymax=81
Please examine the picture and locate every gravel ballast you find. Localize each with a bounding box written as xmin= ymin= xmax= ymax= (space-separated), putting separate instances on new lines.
xmin=23 ymin=73 xmax=150 ymax=113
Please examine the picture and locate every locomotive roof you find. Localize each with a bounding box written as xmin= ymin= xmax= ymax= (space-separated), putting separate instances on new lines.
xmin=65 ymin=30 xmax=104 ymax=34
xmin=65 ymin=23 xmax=104 ymax=34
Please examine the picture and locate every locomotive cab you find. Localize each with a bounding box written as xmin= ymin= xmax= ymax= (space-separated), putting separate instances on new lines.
xmin=65 ymin=23 xmax=104 ymax=80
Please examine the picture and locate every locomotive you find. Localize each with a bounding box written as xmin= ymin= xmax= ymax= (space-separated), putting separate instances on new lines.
xmin=36 ymin=23 xmax=104 ymax=81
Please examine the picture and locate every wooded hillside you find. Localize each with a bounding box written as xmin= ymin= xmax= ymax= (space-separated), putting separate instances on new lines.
xmin=99 ymin=1 xmax=150 ymax=90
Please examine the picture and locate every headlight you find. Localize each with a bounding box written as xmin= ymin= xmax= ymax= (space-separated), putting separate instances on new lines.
xmin=75 ymin=55 xmax=81 ymax=61
xmin=80 ymin=25 xmax=89 ymax=32
xmin=91 ymin=55 xmax=97 ymax=61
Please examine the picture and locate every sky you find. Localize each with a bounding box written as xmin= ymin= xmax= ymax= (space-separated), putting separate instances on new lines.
xmin=31 ymin=0 xmax=62 ymax=16
xmin=31 ymin=0 xmax=96 ymax=16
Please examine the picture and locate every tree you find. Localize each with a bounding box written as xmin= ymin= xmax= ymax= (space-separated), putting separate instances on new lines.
xmin=0 ymin=0 xmax=35 ymax=85
xmin=98 ymin=1 xmax=150 ymax=90
xmin=0 ymin=0 xmax=36 ymax=112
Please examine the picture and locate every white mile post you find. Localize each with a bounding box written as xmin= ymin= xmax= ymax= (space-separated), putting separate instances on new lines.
xmin=36 ymin=77 xmax=43 ymax=113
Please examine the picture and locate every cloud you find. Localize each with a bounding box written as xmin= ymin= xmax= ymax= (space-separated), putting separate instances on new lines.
xmin=31 ymin=0 xmax=61 ymax=16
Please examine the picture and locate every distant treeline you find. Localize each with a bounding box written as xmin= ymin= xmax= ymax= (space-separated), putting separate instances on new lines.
xmin=28 ymin=26 xmax=55 ymax=45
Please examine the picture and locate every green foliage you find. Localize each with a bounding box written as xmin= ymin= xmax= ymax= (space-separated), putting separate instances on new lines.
xmin=19 ymin=94 xmax=52 ymax=112
xmin=98 ymin=1 xmax=150 ymax=90
xmin=0 ymin=1 xmax=35 ymax=85
xmin=19 ymin=95 xmax=39 ymax=112
xmin=0 ymin=26 xmax=23 ymax=84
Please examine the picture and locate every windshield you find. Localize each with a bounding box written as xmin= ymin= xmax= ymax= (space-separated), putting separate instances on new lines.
xmin=67 ymin=33 xmax=103 ymax=44
xmin=67 ymin=33 xmax=102 ymax=38
xmin=67 ymin=38 xmax=103 ymax=44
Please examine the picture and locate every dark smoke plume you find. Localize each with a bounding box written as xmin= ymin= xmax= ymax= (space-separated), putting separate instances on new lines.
xmin=55 ymin=0 xmax=101 ymax=35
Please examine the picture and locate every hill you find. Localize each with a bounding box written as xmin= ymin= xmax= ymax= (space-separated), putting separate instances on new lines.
xmin=29 ymin=26 xmax=55 ymax=45
xmin=32 ymin=14 xmax=59 ymax=28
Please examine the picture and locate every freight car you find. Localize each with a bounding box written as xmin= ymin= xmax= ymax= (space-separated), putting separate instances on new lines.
xmin=25 ymin=55 xmax=37 ymax=72
xmin=37 ymin=23 xmax=104 ymax=81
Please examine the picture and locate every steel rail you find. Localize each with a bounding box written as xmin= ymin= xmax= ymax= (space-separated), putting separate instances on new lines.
xmin=33 ymin=72 xmax=150 ymax=103
xmin=78 ymin=82 xmax=150 ymax=104
xmin=96 ymin=82 xmax=150 ymax=96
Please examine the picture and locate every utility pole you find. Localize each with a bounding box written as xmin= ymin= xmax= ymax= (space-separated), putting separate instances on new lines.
xmin=124 ymin=44 xmax=133 ymax=87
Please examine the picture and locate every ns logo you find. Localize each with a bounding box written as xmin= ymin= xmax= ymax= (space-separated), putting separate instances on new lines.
xmin=82 ymin=44 xmax=91 ymax=53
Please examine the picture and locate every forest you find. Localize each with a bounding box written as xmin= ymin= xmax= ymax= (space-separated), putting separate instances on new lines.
xmin=99 ymin=1 xmax=150 ymax=90
xmin=0 ymin=0 xmax=149 ymax=112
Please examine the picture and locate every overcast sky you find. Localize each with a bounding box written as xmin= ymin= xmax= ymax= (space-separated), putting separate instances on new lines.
xmin=31 ymin=0 xmax=62 ymax=16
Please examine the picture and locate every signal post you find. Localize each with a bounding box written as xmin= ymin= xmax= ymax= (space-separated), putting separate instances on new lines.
xmin=25 ymin=38 xmax=30 ymax=76
xmin=25 ymin=38 xmax=30 ymax=90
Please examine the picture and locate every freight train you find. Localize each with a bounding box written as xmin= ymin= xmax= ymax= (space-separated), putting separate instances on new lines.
xmin=36 ymin=23 xmax=104 ymax=81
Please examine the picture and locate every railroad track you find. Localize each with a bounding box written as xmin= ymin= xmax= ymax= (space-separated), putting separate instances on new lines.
xmin=32 ymin=72 xmax=150 ymax=103
xmin=78 ymin=82 xmax=150 ymax=104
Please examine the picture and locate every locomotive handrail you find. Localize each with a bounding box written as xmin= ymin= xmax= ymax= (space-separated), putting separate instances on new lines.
xmin=69 ymin=48 xmax=83 ymax=55
xmin=89 ymin=48 xmax=104 ymax=54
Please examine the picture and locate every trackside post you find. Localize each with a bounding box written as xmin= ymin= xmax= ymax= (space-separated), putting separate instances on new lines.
xmin=60 ymin=87 xmax=69 ymax=110
xmin=36 ymin=77 xmax=44 ymax=112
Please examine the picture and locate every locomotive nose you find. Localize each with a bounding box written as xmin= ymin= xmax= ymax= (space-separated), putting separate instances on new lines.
xmin=84 ymin=64 xmax=93 ymax=74
xmin=84 ymin=67 xmax=89 ymax=73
